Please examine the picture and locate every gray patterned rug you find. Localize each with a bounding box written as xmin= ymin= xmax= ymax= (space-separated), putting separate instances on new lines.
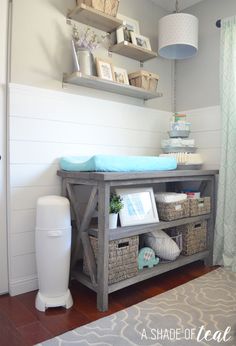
xmin=38 ymin=268 xmax=236 ymax=346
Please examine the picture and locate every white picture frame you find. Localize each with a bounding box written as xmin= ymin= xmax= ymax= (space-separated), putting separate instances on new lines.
xmin=131 ymin=32 xmax=152 ymax=51
xmin=96 ymin=58 xmax=114 ymax=81
xmin=116 ymin=14 xmax=140 ymax=44
xmin=113 ymin=66 xmax=129 ymax=85
xmin=116 ymin=187 xmax=159 ymax=227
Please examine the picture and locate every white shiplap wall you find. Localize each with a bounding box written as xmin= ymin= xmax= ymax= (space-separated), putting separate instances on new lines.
xmin=185 ymin=106 xmax=221 ymax=169
xmin=8 ymin=83 xmax=171 ymax=295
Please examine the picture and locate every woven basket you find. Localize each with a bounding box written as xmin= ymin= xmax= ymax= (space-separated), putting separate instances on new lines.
xmin=104 ymin=0 xmax=119 ymax=16
xmin=156 ymin=199 xmax=189 ymax=221
xmin=129 ymin=70 xmax=159 ymax=92
xmin=177 ymin=221 xmax=207 ymax=256
xmin=83 ymin=236 xmax=139 ymax=284
xmin=168 ymin=231 xmax=183 ymax=252
xmin=189 ymin=197 xmax=211 ymax=216
xmin=77 ymin=0 xmax=119 ymax=16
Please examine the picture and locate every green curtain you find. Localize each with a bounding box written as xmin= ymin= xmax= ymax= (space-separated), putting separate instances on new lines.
xmin=213 ymin=16 xmax=236 ymax=271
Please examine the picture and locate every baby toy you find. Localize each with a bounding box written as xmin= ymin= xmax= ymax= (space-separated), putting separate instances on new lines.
xmin=138 ymin=247 xmax=159 ymax=270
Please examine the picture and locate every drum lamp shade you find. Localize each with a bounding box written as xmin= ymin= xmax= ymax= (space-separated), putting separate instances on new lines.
xmin=158 ymin=13 xmax=198 ymax=60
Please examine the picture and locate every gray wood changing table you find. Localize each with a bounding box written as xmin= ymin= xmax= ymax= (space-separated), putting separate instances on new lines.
xmin=57 ymin=170 xmax=218 ymax=312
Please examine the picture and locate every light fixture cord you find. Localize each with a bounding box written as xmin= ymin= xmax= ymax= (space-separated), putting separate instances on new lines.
xmin=175 ymin=0 xmax=179 ymax=13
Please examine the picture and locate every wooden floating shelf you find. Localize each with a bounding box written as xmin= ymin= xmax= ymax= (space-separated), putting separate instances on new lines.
xmin=73 ymin=250 xmax=210 ymax=294
xmin=63 ymin=72 xmax=163 ymax=100
xmin=67 ymin=3 xmax=123 ymax=33
xmin=110 ymin=41 xmax=158 ymax=62
xmin=88 ymin=214 xmax=211 ymax=241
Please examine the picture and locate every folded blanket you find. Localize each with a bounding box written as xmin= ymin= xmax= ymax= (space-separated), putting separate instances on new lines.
xmin=155 ymin=192 xmax=187 ymax=203
xmin=162 ymin=138 xmax=195 ymax=148
xmin=60 ymin=155 xmax=177 ymax=172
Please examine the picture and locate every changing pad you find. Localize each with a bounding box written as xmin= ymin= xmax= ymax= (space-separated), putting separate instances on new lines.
xmin=60 ymin=155 xmax=177 ymax=172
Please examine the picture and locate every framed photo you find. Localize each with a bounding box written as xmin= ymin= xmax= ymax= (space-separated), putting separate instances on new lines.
xmin=116 ymin=187 xmax=159 ymax=227
xmin=116 ymin=14 xmax=140 ymax=44
xmin=96 ymin=58 xmax=114 ymax=81
xmin=113 ymin=66 xmax=129 ymax=85
xmin=131 ymin=32 xmax=152 ymax=51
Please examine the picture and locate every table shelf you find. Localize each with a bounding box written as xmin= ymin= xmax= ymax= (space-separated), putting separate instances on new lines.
xmin=72 ymin=250 xmax=210 ymax=294
xmin=88 ymin=214 xmax=211 ymax=241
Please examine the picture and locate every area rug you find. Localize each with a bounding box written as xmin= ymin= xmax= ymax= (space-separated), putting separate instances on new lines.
xmin=38 ymin=268 xmax=236 ymax=346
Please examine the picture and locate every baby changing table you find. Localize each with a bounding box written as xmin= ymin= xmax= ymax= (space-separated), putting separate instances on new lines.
xmin=57 ymin=170 xmax=218 ymax=311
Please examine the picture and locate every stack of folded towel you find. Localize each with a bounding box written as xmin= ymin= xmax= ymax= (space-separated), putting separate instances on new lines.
xmin=160 ymin=153 xmax=203 ymax=166
xmin=161 ymin=138 xmax=195 ymax=149
xmin=159 ymin=113 xmax=203 ymax=169
xmin=155 ymin=192 xmax=187 ymax=203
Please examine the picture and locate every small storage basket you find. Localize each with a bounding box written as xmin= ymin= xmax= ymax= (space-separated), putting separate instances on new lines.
xmin=189 ymin=197 xmax=211 ymax=216
xmin=77 ymin=0 xmax=119 ymax=16
xmin=177 ymin=221 xmax=208 ymax=256
xmin=128 ymin=70 xmax=159 ymax=92
xmin=156 ymin=199 xmax=189 ymax=221
xmin=83 ymin=236 xmax=139 ymax=284
xmin=169 ymin=231 xmax=183 ymax=252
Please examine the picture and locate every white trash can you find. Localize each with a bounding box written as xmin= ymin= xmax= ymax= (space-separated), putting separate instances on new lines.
xmin=35 ymin=195 xmax=73 ymax=312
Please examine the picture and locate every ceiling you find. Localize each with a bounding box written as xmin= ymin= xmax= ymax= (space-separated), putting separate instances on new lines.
xmin=151 ymin=0 xmax=204 ymax=12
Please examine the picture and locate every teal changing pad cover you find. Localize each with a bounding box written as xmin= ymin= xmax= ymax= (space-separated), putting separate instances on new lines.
xmin=60 ymin=155 xmax=177 ymax=172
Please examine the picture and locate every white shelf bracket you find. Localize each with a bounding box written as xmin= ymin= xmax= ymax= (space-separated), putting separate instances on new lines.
xmin=66 ymin=18 xmax=72 ymax=25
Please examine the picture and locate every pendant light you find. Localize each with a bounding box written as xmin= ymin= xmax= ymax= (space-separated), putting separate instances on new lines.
xmin=158 ymin=0 xmax=199 ymax=60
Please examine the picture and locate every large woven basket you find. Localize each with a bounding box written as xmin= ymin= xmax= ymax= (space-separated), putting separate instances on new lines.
xmin=189 ymin=197 xmax=211 ymax=216
xmin=156 ymin=199 xmax=189 ymax=221
xmin=83 ymin=236 xmax=139 ymax=284
xmin=177 ymin=221 xmax=207 ymax=256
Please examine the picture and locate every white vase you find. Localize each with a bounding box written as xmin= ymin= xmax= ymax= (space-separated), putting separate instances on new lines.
xmin=109 ymin=213 xmax=118 ymax=229
xmin=76 ymin=48 xmax=94 ymax=76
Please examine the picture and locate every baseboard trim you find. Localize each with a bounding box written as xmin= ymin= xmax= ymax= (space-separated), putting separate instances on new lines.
xmin=0 ymin=289 xmax=8 ymax=295
xmin=9 ymin=275 xmax=38 ymax=296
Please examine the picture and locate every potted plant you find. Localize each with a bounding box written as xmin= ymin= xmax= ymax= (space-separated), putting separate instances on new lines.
xmin=109 ymin=193 xmax=123 ymax=229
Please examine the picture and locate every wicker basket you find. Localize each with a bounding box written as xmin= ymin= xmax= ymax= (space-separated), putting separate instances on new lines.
xmin=83 ymin=236 xmax=139 ymax=284
xmin=128 ymin=70 xmax=159 ymax=92
xmin=156 ymin=199 xmax=189 ymax=221
xmin=167 ymin=231 xmax=183 ymax=252
xmin=177 ymin=221 xmax=208 ymax=256
xmin=189 ymin=197 xmax=211 ymax=216
xmin=77 ymin=0 xmax=119 ymax=16
xmin=104 ymin=0 xmax=119 ymax=16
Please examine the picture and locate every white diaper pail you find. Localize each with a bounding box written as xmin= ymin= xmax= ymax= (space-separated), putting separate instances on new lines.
xmin=35 ymin=196 xmax=73 ymax=312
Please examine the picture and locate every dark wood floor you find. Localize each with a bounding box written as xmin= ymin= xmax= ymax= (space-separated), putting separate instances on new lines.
xmin=0 ymin=261 xmax=218 ymax=346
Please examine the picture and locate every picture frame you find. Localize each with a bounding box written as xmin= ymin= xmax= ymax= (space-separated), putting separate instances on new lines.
xmin=96 ymin=58 xmax=114 ymax=81
xmin=131 ymin=32 xmax=152 ymax=51
xmin=113 ymin=66 xmax=129 ymax=85
xmin=116 ymin=187 xmax=159 ymax=227
xmin=116 ymin=14 xmax=140 ymax=44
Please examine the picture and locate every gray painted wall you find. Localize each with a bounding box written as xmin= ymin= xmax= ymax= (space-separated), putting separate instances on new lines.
xmin=176 ymin=0 xmax=236 ymax=110
xmin=10 ymin=0 xmax=172 ymax=111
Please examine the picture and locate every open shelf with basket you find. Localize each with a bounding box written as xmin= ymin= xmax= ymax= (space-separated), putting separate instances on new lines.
xmin=67 ymin=3 xmax=123 ymax=33
xmin=63 ymin=72 xmax=163 ymax=100
xmin=58 ymin=169 xmax=218 ymax=312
